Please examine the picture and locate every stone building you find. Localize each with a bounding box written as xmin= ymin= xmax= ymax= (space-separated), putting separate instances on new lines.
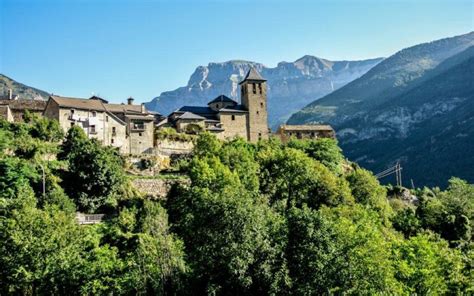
xmin=165 ymin=68 xmax=270 ymax=142
xmin=0 ymin=105 xmax=14 ymax=122
xmin=0 ymin=89 xmax=47 ymax=122
xmin=43 ymin=95 xmax=155 ymax=154
xmin=277 ymin=124 xmax=336 ymax=142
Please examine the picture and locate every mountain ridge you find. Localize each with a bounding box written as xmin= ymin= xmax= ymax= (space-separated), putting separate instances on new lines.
xmin=0 ymin=74 xmax=50 ymax=101
xmin=145 ymin=55 xmax=383 ymax=128
xmin=288 ymin=32 xmax=474 ymax=187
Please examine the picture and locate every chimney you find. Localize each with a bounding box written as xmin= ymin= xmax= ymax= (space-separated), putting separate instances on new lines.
xmin=141 ymin=103 xmax=146 ymax=113
xmin=8 ymin=89 xmax=13 ymax=100
xmin=127 ymin=97 xmax=134 ymax=105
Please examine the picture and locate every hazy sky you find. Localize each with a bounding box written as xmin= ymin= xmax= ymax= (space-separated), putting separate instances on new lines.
xmin=1 ymin=0 xmax=473 ymax=103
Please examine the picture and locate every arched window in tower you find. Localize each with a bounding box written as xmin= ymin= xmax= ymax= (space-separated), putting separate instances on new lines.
xmin=258 ymin=83 xmax=262 ymax=94
xmin=260 ymin=102 xmax=264 ymax=108
xmin=252 ymin=83 xmax=256 ymax=94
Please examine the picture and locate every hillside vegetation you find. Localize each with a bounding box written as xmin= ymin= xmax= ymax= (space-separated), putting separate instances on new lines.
xmin=0 ymin=115 xmax=473 ymax=295
xmin=288 ymin=32 xmax=474 ymax=187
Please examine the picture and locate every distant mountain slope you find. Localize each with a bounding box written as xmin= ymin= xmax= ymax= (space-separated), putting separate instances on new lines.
xmin=0 ymin=74 xmax=49 ymax=100
xmin=145 ymin=56 xmax=383 ymax=128
xmin=288 ymin=32 xmax=474 ymax=187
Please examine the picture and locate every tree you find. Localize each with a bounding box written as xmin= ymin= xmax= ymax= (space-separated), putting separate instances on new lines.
xmin=257 ymin=146 xmax=353 ymax=211
xmin=60 ymin=127 xmax=126 ymax=213
xmin=346 ymin=168 xmax=393 ymax=223
xmin=167 ymin=155 xmax=289 ymax=294
xmin=393 ymin=232 xmax=471 ymax=294
xmin=287 ymin=205 xmax=403 ymax=294
xmin=417 ymin=178 xmax=473 ymax=244
xmin=288 ymin=138 xmax=344 ymax=174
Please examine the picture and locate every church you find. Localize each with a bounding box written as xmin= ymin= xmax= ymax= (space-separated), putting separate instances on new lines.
xmin=164 ymin=68 xmax=270 ymax=142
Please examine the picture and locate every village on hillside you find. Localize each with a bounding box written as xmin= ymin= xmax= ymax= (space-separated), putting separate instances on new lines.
xmin=0 ymin=68 xmax=335 ymax=157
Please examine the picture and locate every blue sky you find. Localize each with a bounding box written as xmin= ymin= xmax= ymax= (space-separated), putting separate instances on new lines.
xmin=1 ymin=0 xmax=472 ymax=103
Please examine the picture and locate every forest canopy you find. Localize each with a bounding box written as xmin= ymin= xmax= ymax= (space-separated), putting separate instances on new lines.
xmin=0 ymin=116 xmax=472 ymax=295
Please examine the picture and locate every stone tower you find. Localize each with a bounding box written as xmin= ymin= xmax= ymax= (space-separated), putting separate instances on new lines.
xmin=240 ymin=68 xmax=269 ymax=142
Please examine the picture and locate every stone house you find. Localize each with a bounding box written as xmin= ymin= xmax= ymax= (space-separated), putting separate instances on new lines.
xmin=0 ymin=89 xmax=47 ymax=122
xmin=277 ymin=124 xmax=336 ymax=142
xmin=43 ymin=95 xmax=155 ymax=154
xmin=0 ymin=105 xmax=14 ymax=122
xmin=165 ymin=68 xmax=270 ymax=142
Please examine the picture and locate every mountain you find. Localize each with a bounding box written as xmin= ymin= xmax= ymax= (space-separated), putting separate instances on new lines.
xmin=288 ymin=32 xmax=474 ymax=187
xmin=0 ymin=74 xmax=49 ymax=100
xmin=145 ymin=56 xmax=383 ymax=128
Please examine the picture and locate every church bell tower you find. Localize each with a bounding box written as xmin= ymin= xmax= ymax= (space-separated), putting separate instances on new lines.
xmin=240 ymin=68 xmax=269 ymax=142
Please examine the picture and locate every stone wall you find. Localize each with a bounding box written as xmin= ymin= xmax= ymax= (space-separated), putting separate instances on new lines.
xmin=218 ymin=112 xmax=247 ymax=140
xmin=132 ymin=177 xmax=190 ymax=199
xmin=155 ymin=139 xmax=194 ymax=156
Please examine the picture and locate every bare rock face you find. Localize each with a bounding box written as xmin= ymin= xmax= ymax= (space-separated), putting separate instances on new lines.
xmin=145 ymin=56 xmax=383 ymax=129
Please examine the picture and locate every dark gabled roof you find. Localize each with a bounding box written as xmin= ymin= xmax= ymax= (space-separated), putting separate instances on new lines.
xmin=239 ymin=68 xmax=266 ymax=84
xmin=177 ymin=112 xmax=206 ymax=120
xmin=177 ymin=106 xmax=216 ymax=115
xmin=218 ymin=105 xmax=248 ymax=113
xmin=207 ymin=95 xmax=237 ymax=105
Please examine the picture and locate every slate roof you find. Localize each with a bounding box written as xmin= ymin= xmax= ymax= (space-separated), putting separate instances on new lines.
xmin=239 ymin=68 xmax=266 ymax=84
xmin=207 ymin=95 xmax=237 ymax=105
xmin=218 ymin=105 xmax=248 ymax=113
xmin=178 ymin=112 xmax=206 ymax=120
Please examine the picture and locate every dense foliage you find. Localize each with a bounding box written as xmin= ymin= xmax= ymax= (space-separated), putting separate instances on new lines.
xmin=0 ymin=117 xmax=473 ymax=295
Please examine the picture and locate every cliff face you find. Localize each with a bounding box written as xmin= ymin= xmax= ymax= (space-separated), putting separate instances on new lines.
xmin=145 ymin=57 xmax=383 ymax=128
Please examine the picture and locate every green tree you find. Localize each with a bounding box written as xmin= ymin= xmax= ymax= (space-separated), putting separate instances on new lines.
xmin=287 ymin=205 xmax=403 ymax=294
xmin=393 ymin=232 xmax=471 ymax=294
xmin=288 ymin=138 xmax=344 ymax=174
xmin=346 ymin=168 xmax=393 ymax=223
xmin=257 ymin=146 xmax=353 ymax=211
xmin=60 ymin=127 xmax=126 ymax=213
xmin=417 ymin=178 xmax=473 ymax=244
xmin=167 ymin=155 xmax=289 ymax=294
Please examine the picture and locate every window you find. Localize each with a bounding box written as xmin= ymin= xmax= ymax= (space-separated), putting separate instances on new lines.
xmin=92 ymin=111 xmax=96 ymax=117
xmin=70 ymin=122 xmax=75 ymax=127
xmin=133 ymin=121 xmax=145 ymax=130
xmin=106 ymin=116 xmax=109 ymax=122
xmin=216 ymin=104 xmax=219 ymax=109
xmin=111 ymin=138 xmax=114 ymax=144
xmin=90 ymin=125 xmax=96 ymax=134
xmin=71 ymin=109 xmax=75 ymax=114
xmin=231 ymin=115 xmax=235 ymax=121
xmin=258 ymin=83 xmax=262 ymax=94
xmin=260 ymin=102 xmax=264 ymax=108
xmin=139 ymin=132 xmax=142 ymax=137
xmin=256 ymin=111 xmax=259 ymax=115
xmin=252 ymin=83 xmax=256 ymax=94
xmin=112 ymin=127 xmax=116 ymax=136
xmin=258 ymin=132 xmax=262 ymax=140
